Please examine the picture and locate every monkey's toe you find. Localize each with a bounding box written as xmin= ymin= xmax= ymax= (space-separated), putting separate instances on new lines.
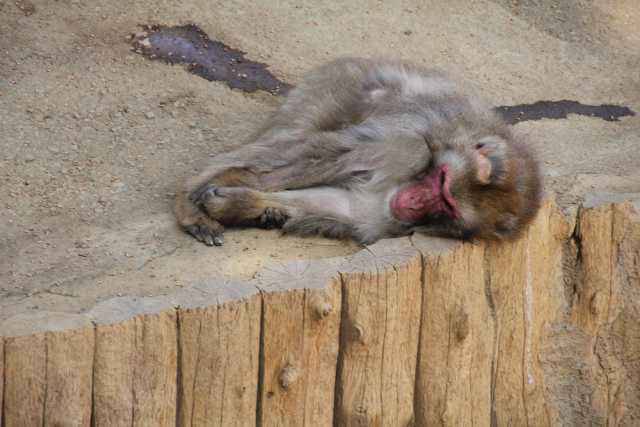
xmin=184 ymin=221 xmax=224 ymax=247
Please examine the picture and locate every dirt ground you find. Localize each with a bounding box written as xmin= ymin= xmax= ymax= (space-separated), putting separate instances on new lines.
xmin=1 ymin=0 xmax=639 ymax=323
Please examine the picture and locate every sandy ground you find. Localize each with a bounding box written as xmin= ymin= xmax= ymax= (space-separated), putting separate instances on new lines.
xmin=1 ymin=0 xmax=639 ymax=322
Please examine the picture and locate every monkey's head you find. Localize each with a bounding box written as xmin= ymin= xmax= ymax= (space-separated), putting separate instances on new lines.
xmin=390 ymin=128 xmax=542 ymax=240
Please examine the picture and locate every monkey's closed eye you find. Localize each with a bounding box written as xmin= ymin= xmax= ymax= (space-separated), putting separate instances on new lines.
xmin=475 ymin=142 xmax=485 ymax=150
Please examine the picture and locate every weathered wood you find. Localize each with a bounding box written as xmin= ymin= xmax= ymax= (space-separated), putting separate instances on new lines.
xmin=485 ymin=200 xmax=569 ymax=426
xmin=93 ymin=318 xmax=137 ymax=426
xmin=335 ymin=238 xmax=422 ymax=426
xmin=607 ymin=201 xmax=640 ymax=426
xmin=177 ymin=280 xmax=261 ymax=427
xmin=557 ymin=199 xmax=640 ymax=425
xmin=0 ymin=337 xmax=4 ymax=427
xmin=255 ymin=259 xmax=342 ymax=427
xmin=3 ymin=333 xmax=46 ymax=427
xmin=132 ymin=311 xmax=177 ymax=425
xmin=413 ymin=238 xmax=491 ymax=426
xmin=90 ymin=297 xmax=178 ymax=427
xmin=1 ymin=312 xmax=93 ymax=427
xmin=518 ymin=200 xmax=572 ymax=425
xmin=44 ymin=327 xmax=94 ymax=426
xmin=572 ymin=203 xmax=616 ymax=334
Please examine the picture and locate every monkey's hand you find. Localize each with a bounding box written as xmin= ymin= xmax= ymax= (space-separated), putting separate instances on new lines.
xmin=258 ymin=207 xmax=289 ymax=229
xmin=193 ymin=185 xmax=286 ymax=236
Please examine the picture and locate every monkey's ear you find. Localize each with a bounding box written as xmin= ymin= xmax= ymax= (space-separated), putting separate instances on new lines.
xmin=474 ymin=149 xmax=492 ymax=184
xmin=474 ymin=136 xmax=507 ymax=184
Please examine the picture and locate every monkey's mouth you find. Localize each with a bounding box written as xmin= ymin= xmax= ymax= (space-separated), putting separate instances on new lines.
xmin=438 ymin=165 xmax=460 ymax=219
xmin=390 ymin=165 xmax=460 ymax=222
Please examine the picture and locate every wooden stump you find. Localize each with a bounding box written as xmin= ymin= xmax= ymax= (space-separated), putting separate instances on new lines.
xmin=1 ymin=197 xmax=639 ymax=426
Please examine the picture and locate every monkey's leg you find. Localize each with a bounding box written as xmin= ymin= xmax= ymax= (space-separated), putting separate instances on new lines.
xmin=194 ymin=185 xmax=359 ymax=241
xmin=176 ymin=166 xmax=259 ymax=246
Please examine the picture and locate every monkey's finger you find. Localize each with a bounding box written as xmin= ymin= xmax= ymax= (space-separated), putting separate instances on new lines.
xmin=213 ymin=235 xmax=224 ymax=246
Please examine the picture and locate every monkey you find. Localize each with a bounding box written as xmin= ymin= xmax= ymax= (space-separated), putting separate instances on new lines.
xmin=175 ymin=58 xmax=542 ymax=247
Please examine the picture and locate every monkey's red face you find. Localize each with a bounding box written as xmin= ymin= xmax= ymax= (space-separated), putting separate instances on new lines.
xmin=390 ymin=165 xmax=460 ymax=222
xmin=391 ymin=134 xmax=542 ymax=240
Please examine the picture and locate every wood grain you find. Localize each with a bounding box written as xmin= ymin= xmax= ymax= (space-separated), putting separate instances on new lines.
xmin=177 ymin=280 xmax=261 ymax=427
xmin=414 ymin=239 xmax=490 ymax=427
xmin=335 ymin=238 xmax=422 ymax=426
xmin=3 ymin=333 xmax=46 ymax=427
xmin=91 ymin=297 xmax=177 ymax=427
xmin=256 ymin=259 xmax=342 ymax=426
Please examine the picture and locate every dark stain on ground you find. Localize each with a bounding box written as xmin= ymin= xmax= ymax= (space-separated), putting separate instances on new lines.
xmin=132 ymin=25 xmax=634 ymax=124
xmin=132 ymin=24 xmax=291 ymax=95
xmin=495 ymin=100 xmax=635 ymax=124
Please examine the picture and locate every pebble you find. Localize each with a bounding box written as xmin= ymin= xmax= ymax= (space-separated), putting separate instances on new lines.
xmin=145 ymin=111 xmax=155 ymax=119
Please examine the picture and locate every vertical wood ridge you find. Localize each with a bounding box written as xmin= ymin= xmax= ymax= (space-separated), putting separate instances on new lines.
xmin=256 ymin=291 xmax=266 ymax=427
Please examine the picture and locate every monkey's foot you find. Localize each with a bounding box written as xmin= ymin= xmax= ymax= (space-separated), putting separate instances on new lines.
xmin=190 ymin=185 xmax=268 ymax=229
xmin=258 ymin=207 xmax=289 ymax=229
xmin=182 ymin=213 xmax=225 ymax=247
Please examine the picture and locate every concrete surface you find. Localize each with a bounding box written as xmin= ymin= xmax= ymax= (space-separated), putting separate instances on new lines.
xmin=1 ymin=0 xmax=639 ymax=322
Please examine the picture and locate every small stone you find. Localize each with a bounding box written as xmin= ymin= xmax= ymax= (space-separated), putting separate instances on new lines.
xmin=145 ymin=111 xmax=155 ymax=119
xmin=138 ymin=38 xmax=151 ymax=48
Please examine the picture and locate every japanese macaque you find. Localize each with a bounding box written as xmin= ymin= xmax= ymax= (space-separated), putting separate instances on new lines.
xmin=176 ymin=58 xmax=542 ymax=246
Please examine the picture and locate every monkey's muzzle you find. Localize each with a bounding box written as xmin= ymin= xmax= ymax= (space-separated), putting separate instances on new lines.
xmin=390 ymin=165 xmax=460 ymax=223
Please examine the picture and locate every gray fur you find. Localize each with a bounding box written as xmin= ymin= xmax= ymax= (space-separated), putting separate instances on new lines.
xmin=176 ymin=58 xmax=541 ymax=245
